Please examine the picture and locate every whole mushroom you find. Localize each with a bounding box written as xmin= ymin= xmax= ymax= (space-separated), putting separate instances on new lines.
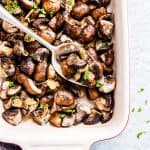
xmin=2 ymin=21 xmax=18 ymax=33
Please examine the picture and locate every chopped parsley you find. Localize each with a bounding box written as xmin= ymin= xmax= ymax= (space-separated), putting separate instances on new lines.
xmin=49 ymin=12 xmax=54 ymax=17
xmin=64 ymin=109 xmax=76 ymax=114
xmin=27 ymin=35 xmax=35 ymax=42
xmin=80 ymin=49 xmax=87 ymax=58
xmin=40 ymin=103 xmax=48 ymax=109
xmin=145 ymin=120 xmax=150 ymax=124
xmin=138 ymin=88 xmax=144 ymax=93
xmin=5 ymin=0 xmax=19 ymax=14
xmin=67 ymin=0 xmax=74 ymax=6
xmin=137 ymin=107 xmax=142 ymax=112
xmin=83 ymin=68 xmax=90 ymax=80
xmin=96 ymin=80 xmax=103 ymax=88
xmin=40 ymin=8 xmax=47 ymax=15
xmin=137 ymin=131 xmax=146 ymax=139
xmin=60 ymin=113 xmax=65 ymax=118
xmin=8 ymin=81 xmax=15 ymax=88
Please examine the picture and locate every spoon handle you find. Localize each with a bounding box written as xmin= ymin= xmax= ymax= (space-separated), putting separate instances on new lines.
xmin=0 ymin=5 xmax=55 ymax=52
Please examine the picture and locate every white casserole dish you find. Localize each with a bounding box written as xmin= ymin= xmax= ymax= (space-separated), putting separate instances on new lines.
xmin=0 ymin=0 xmax=129 ymax=149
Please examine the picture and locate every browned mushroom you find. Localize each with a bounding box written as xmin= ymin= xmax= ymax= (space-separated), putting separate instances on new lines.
xmin=54 ymin=90 xmax=75 ymax=107
xmin=71 ymin=2 xmax=90 ymax=20
xmin=39 ymin=95 xmax=54 ymax=108
xmin=62 ymin=114 xmax=75 ymax=127
xmin=38 ymin=28 xmax=56 ymax=43
xmin=2 ymin=21 xmax=18 ymax=33
xmin=49 ymin=112 xmax=62 ymax=127
xmin=42 ymin=0 xmax=61 ymax=14
xmin=32 ymin=18 xmax=49 ymax=30
xmin=20 ymin=57 xmax=35 ymax=75
xmin=32 ymin=106 xmax=50 ymax=125
xmin=7 ymin=85 xmax=22 ymax=96
xmin=79 ymin=25 xmax=96 ymax=43
xmin=34 ymin=61 xmax=48 ymax=82
xmin=25 ymin=41 xmax=41 ymax=53
xmin=13 ymin=40 xmax=29 ymax=56
xmin=32 ymin=48 xmax=49 ymax=62
xmin=87 ymin=0 xmax=110 ymax=6
xmin=0 ymin=81 xmax=9 ymax=100
xmin=87 ymin=88 xmax=99 ymax=100
xmin=0 ymin=41 xmax=13 ymax=57
xmin=2 ymin=108 xmax=22 ymax=126
xmin=17 ymin=74 xmax=42 ymax=95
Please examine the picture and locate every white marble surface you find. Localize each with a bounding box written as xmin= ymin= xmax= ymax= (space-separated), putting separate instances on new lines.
xmin=91 ymin=0 xmax=150 ymax=149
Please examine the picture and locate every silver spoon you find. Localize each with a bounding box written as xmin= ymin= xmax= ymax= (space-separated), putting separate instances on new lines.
xmin=0 ymin=5 xmax=87 ymax=87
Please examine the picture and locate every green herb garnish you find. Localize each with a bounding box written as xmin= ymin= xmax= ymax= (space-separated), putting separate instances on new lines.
xmin=8 ymin=81 xmax=15 ymax=88
xmin=145 ymin=120 xmax=150 ymax=124
xmin=40 ymin=103 xmax=48 ymax=109
xmin=96 ymin=80 xmax=103 ymax=88
xmin=137 ymin=107 xmax=142 ymax=112
xmin=33 ymin=2 xmax=39 ymax=9
xmin=80 ymin=49 xmax=87 ymax=58
xmin=11 ymin=95 xmax=18 ymax=100
xmin=60 ymin=113 xmax=65 ymax=118
xmin=65 ymin=109 xmax=75 ymax=114
xmin=137 ymin=131 xmax=146 ymax=139
xmin=49 ymin=12 xmax=54 ymax=17
xmin=27 ymin=35 xmax=35 ymax=42
xmin=101 ymin=42 xmax=108 ymax=48
xmin=83 ymin=68 xmax=90 ymax=80
xmin=67 ymin=0 xmax=74 ymax=6
xmin=40 ymin=8 xmax=47 ymax=15
xmin=5 ymin=0 xmax=19 ymax=14
xmin=138 ymin=88 xmax=144 ymax=93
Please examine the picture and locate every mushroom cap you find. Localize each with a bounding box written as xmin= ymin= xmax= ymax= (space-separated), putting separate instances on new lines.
xmin=2 ymin=108 xmax=22 ymax=126
xmin=2 ymin=21 xmax=18 ymax=33
xmin=7 ymin=85 xmax=22 ymax=96
xmin=49 ymin=112 xmax=62 ymax=127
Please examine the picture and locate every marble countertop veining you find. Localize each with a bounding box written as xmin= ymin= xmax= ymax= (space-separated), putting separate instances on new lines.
xmin=91 ymin=0 xmax=150 ymax=150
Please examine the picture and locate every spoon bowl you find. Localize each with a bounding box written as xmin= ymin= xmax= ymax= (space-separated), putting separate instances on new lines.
xmin=0 ymin=5 xmax=87 ymax=87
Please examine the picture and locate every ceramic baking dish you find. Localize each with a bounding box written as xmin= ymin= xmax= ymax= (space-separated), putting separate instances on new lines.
xmin=0 ymin=0 xmax=129 ymax=149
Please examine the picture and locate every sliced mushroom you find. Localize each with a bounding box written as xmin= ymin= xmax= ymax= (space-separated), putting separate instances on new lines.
xmin=87 ymin=0 xmax=110 ymax=6
xmin=42 ymin=0 xmax=61 ymax=14
xmin=75 ymin=110 xmax=87 ymax=124
xmin=2 ymin=21 xmax=18 ymax=33
xmin=87 ymin=88 xmax=99 ymax=100
xmin=0 ymin=81 xmax=9 ymax=100
xmin=32 ymin=107 xmax=50 ymax=125
xmin=79 ymin=25 xmax=96 ymax=43
xmin=39 ymin=95 xmax=54 ymax=108
xmin=71 ymin=2 xmax=90 ymax=20
xmin=62 ymin=114 xmax=75 ymax=127
xmin=20 ymin=57 xmax=35 ymax=75
xmin=25 ymin=41 xmax=41 ymax=53
xmin=33 ymin=48 xmax=49 ymax=62
xmin=38 ymin=28 xmax=56 ymax=43
xmin=67 ymin=54 xmax=87 ymax=68
xmin=47 ymin=79 xmax=60 ymax=91
xmin=17 ymin=74 xmax=42 ymax=95
xmin=32 ymin=18 xmax=49 ymax=29
xmin=0 ymin=41 xmax=13 ymax=57
xmin=7 ymin=85 xmax=22 ymax=96
xmin=20 ymin=0 xmax=41 ymax=10
xmin=1 ymin=58 xmax=15 ymax=77
xmin=2 ymin=108 xmax=22 ymax=126
xmin=49 ymin=112 xmax=62 ymax=127
xmin=3 ymin=99 xmax=12 ymax=110
xmin=83 ymin=112 xmax=100 ymax=125
xmin=13 ymin=40 xmax=29 ymax=56
xmin=95 ymin=95 xmax=113 ymax=112
xmin=98 ymin=75 xmax=115 ymax=93
xmin=54 ymin=90 xmax=75 ymax=107
xmin=91 ymin=7 xmax=107 ymax=20
xmin=100 ymin=49 xmax=114 ymax=66
xmin=34 ymin=61 xmax=48 ymax=82
xmin=101 ymin=111 xmax=112 ymax=123
xmin=47 ymin=64 xmax=56 ymax=79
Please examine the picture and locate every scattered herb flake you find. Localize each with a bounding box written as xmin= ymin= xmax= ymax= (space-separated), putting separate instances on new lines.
xmin=67 ymin=0 xmax=74 ymax=6
xmin=49 ymin=12 xmax=54 ymax=17
xmin=83 ymin=68 xmax=90 ymax=80
xmin=8 ymin=81 xmax=15 ymax=88
xmin=5 ymin=0 xmax=19 ymax=14
xmin=138 ymin=88 xmax=144 ymax=93
xmin=138 ymin=107 xmax=142 ymax=112
xmin=131 ymin=107 xmax=135 ymax=112
xmin=101 ymin=42 xmax=108 ymax=48
xmin=28 ymin=35 xmax=35 ymax=42
xmin=96 ymin=80 xmax=103 ymax=88
xmin=40 ymin=8 xmax=47 ymax=15
xmin=137 ymin=131 xmax=146 ymax=139
xmin=80 ymin=49 xmax=87 ymax=58
xmin=65 ymin=109 xmax=75 ymax=113
xmin=40 ymin=103 xmax=48 ymax=109
xmin=33 ymin=2 xmax=39 ymax=9
xmin=11 ymin=95 xmax=18 ymax=100
xmin=60 ymin=113 xmax=65 ymax=118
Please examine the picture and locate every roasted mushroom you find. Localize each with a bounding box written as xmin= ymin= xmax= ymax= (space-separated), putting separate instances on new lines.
xmin=49 ymin=112 xmax=62 ymax=127
xmin=20 ymin=57 xmax=35 ymax=75
xmin=62 ymin=114 xmax=75 ymax=127
xmin=47 ymin=64 xmax=56 ymax=79
xmin=87 ymin=0 xmax=110 ymax=7
xmin=7 ymin=85 xmax=22 ymax=96
xmin=87 ymin=88 xmax=99 ymax=100
xmin=32 ymin=18 xmax=49 ymax=29
xmin=2 ymin=21 xmax=18 ymax=33
xmin=2 ymin=108 xmax=22 ymax=126
xmin=0 ymin=81 xmax=9 ymax=100
xmin=54 ymin=90 xmax=75 ymax=107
